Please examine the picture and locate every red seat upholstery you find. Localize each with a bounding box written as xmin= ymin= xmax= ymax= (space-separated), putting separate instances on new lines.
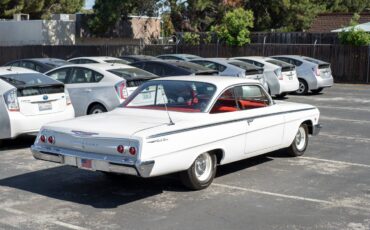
xmin=211 ymin=106 xmax=238 ymax=113
xmin=238 ymin=100 xmax=266 ymax=109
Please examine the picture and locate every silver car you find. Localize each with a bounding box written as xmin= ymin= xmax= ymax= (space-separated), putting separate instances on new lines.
xmin=232 ymin=56 xmax=299 ymax=97
xmin=45 ymin=63 xmax=157 ymax=116
xmin=189 ymin=58 xmax=269 ymax=91
xmin=271 ymin=55 xmax=334 ymax=94
xmin=0 ymin=67 xmax=74 ymax=144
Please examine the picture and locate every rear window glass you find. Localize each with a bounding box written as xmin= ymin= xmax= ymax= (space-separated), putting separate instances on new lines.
xmin=0 ymin=73 xmax=61 ymax=87
xmin=229 ymin=61 xmax=256 ymax=70
xmin=108 ymin=68 xmax=157 ymax=79
xmin=170 ymin=62 xmax=212 ymax=73
xmin=266 ymin=59 xmax=290 ymax=67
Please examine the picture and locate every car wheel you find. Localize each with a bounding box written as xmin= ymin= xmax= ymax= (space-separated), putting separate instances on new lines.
xmin=296 ymin=79 xmax=308 ymax=95
xmin=311 ymin=88 xmax=323 ymax=94
xmin=180 ymin=152 xmax=216 ymax=190
xmin=287 ymin=123 xmax=309 ymax=157
xmin=88 ymin=104 xmax=107 ymax=115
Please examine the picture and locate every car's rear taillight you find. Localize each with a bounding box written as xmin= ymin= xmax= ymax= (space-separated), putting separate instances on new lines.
xmin=4 ymin=89 xmax=19 ymax=112
xmin=129 ymin=147 xmax=137 ymax=155
xmin=65 ymin=89 xmax=71 ymax=105
xmin=40 ymin=135 xmax=46 ymax=143
xmin=274 ymin=68 xmax=283 ymax=80
xmin=312 ymin=67 xmax=320 ymax=77
xmin=48 ymin=136 xmax=55 ymax=144
xmin=117 ymin=145 xmax=125 ymax=154
xmin=115 ymin=81 xmax=128 ymax=100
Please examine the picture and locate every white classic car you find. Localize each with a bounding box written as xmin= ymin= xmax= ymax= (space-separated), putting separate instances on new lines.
xmin=31 ymin=76 xmax=321 ymax=190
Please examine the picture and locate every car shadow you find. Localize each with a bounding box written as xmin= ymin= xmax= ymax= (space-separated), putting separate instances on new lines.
xmin=0 ymin=153 xmax=278 ymax=208
xmin=0 ymin=135 xmax=35 ymax=151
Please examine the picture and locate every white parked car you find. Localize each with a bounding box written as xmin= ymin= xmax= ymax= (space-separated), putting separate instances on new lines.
xmin=0 ymin=67 xmax=74 ymax=144
xmin=233 ymin=56 xmax=299 ymax=97
xmin=68 ymin=56 xmax=129 ymax=65
xmin=31 ymin=76 xmax=321 ymax=190
xmin=45 ymin=63 xmax=158 ymax=116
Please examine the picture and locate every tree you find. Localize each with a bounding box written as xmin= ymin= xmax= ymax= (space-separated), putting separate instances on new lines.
xmin=212 ymin=7 xmax=254 ymax=46
xmin=88 ymin=0 xmax=162 ymax=35
xmin=0 ymin=0 xmax=84 ymax=19
xmin=338 ymin=13 xmax=370 ymax=46
xmin=316 ymin=0 xmax=370 ymax=13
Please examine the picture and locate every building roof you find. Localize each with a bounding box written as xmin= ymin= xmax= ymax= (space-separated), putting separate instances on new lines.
xmin=308 ymin=13 xmax=370 ymax=33
xmin=331 ymin=22 xmax=370 ymax=32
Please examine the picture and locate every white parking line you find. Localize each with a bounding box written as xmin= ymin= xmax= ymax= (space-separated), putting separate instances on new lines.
xmin=319 ymin=132 xmax=370 ymax=143
xmin=212 ymin=183 xmax=370 ymax=212
xmin=299 ymin=156 xmax=370 ymax=169
xmin=317 ymin=105 xmax=370 ymax=112
xmin=320 ymin=116 xmax=370 ymax=124
xmin=0 ymin=206 xmax=89 ymax=230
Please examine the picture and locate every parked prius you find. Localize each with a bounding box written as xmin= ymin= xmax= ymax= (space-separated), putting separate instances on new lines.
xmin=232 ymin=56 xmax=299 ymax=98
xmin=156 ymin=54 xmax=201 ymax=61
xmin=31 ymin=76 xmax=321 ymax=190
xmin=4 ymin=58 xmax=70 ymax=73
xmin=45 ymin=63 xmax=157 ymax=116
xmin=68 ymin=56 xmax=129 ymax=65
xmin=0 ymin=67 xmax=74 ymax=144
xmin=270 ymin=55 xmax=334 ymax=94
xmin=189 ymin=58 xmax=268 ymax=91
xmin=119 ymin=55 xmax=160 ymax=63
xmin=131 ymin=60 xmax=218 ymax=77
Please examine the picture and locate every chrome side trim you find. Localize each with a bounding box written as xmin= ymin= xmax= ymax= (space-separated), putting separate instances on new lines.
xmin=312 ymin=124 xmax=322 ymax=136
xmin=147 ymin=108 xmax=316 ymax=139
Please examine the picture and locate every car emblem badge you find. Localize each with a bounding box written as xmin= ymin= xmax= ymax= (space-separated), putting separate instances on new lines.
xmin=43 ymin=95 xmax=48 ymax=101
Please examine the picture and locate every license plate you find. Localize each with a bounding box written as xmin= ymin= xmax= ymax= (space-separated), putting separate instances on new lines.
xmin=38 ymin=102 xmax=52 ymax=111
xmin=79 ymin=158 xmax=93 ymax=170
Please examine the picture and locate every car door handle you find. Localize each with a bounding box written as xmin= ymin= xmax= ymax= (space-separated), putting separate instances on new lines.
xmin=247 ymin=119 xmax=254 ymax=125
xmin=84 ymin=89 xmax=92 ymax=92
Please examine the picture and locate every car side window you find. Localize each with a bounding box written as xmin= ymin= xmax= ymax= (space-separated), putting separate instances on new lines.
xmin=21 ymin=61 xmax=36 ymax=70
xmin=234 ymin=85 xmax=270 ymax=110
xmin=144 ymin=63 xmax=166 ymax=76
xmin=69 ymin=59 xmax=80 ymax=64
xmin=210 ymin=88 xmax=239 ymax=113
xmin=47 ymin=68 xmax=70 ymax=83
xmin=8 ymin=61 xmax=20 ymax=67
xmin=70 ymin=68 xmax=101 ymax=83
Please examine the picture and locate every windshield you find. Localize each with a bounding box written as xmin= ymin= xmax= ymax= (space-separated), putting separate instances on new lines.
xmin=108 ymin=68 xmax=157 ymax=79
xmin=123 ymin=80 xmax=217 ymax=112
xmin=104 ymin=59 xmax=129 ymax=64
xmin=0 ymin=73 xmax=61 ymax=87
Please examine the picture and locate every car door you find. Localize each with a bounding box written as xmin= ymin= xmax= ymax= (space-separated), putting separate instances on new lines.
xmin=65 ymin=67 xmax=105 ymax=116
xmin=233 ymin=84 xmax=285 ymax=155
xmin=47 ymin=67 xmax=89 ymax=116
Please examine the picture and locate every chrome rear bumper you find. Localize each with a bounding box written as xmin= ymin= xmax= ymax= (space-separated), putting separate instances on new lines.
xmin=31 ymin=145 xmax=154 ymax=177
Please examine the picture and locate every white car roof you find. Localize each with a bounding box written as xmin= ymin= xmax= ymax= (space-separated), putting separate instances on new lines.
xmin=45 ymin=63 xmax=135 ymax=73
xmin=0 ymin=66 xmax=39 ymax=75
xmin=154 ymin=75 xmax=259 ymax=87
xmin=68 ymin=56 xmax=123 ymax=62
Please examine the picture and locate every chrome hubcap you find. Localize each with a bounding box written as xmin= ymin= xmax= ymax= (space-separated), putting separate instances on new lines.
xmin=295 ymin=127 xmax=306 ymax=151
xmin=194 ymin=153 xmax=212 ymax=182
xmin=297 ymin=82 xmax=305 ymax=94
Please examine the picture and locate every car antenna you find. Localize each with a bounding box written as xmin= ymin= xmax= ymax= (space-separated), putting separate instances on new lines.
xmin=160 ymin=89 xmax=175 ymax=126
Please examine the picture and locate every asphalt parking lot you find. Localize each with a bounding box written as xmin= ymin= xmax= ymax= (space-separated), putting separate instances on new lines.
xmin=0 ymin=84 xmax=370 ymax=230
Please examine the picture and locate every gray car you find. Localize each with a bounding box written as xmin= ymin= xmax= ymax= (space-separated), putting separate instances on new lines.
xmin=189 ymin=58 xmax=268 ymax=91
xmin=271 ymin=55 xmax=334 ymax=94
xmin=45 ymin=63 xmax=157 ymax=116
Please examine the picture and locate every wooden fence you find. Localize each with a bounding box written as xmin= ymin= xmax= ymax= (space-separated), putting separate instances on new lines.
xmin=0 ymin=44 xmax=369 ymax=83
xmin=250 ymin=32 xmax=340 ymax=44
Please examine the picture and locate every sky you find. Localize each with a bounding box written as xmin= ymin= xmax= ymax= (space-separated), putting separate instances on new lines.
xmin=84 ymin=0 xmax=95 ymax=9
